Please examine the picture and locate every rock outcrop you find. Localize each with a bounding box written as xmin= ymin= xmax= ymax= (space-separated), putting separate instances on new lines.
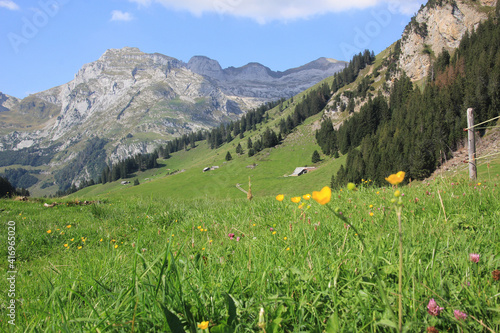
xmin=399 ymin=0 xmax=497 ymax=81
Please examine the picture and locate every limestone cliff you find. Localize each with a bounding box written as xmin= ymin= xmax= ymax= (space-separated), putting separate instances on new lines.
xmin=399 ymin=0 xmax=497 ymax=81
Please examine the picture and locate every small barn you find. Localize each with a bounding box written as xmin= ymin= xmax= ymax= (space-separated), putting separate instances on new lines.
xmin=290 ymin=167 xmax=316 ymax=176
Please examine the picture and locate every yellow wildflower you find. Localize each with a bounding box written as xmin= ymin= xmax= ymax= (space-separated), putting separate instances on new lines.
xmin=114 ymin=244 xmax=118 ymax=249
xmin=303 ymin=194 xmax=311 ymax=200
xmin=47 ymin=230 xmax=52 ymax=234
xmin=369 ymin=212 xmax=374 ymax=217
xmin=198 ymin=321 xmax=209 ymax=330
xmin=385 ymin=171 xmax=405 ymax=185
xmin=78 ymin=246 xmax=82 ymax=249
xmin=276 ymin=194 xmax=284 ymax=201
xmin=312 ymin=186 xmax=332 ymax=205
xmin=64 ymin=244 xmax=68 ymax=248
xmin=66 ymin=225 xmax=71 ymax=228
xmin=291 ymin=196 xmax=301 ymax=203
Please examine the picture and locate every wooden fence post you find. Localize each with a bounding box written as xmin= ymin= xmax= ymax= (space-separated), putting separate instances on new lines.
xmin=467 ymin=108 xmax=477 ymax=180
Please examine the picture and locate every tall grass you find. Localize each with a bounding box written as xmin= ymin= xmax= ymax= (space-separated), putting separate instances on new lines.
xmin=0 ymin=175 xmax=499 ymax=332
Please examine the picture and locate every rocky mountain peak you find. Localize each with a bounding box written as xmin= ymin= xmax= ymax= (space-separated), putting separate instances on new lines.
xmin=187 ymin=56 xmax=224 ymax=80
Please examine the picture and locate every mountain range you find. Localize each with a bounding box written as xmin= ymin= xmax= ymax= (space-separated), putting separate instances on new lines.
xmin=0 ymin=0 xmax=497 ymax=196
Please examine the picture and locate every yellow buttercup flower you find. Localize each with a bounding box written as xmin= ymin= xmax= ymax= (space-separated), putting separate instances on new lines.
xmin=312 ymin=186 xmax=332 ymax=205
xmin=385 ymin=171 xmax=405 ymax=185
xmin=302 ymin=194 xmax=311 ymax=200
xmin=198 ymin=321 xmax=209 ymax=330
xmin=276 ymin=194 xmax=284 ymax=201
xmin=291 ymin=196 xmax=301 ymax=203
xmin=47 ymin=230 xmax=52 ymax=234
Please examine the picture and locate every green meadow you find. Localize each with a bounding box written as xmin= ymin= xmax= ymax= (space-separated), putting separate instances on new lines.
xmin=1 ymin=101 xmax=500 ymax=331
xmin=1 ymin=161 xmax=499 ymax=331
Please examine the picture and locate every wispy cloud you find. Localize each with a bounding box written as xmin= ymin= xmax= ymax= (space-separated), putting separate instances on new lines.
xmin=129 ymin=0 xmax=425 ymax=23
xmin=110 ymin=10 xmax=134 ymax=21
xmin=0 ymin=0 xmax=20 ymax=10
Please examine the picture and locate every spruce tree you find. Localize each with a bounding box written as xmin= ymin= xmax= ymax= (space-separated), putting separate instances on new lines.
xmin=225 ymin=151 xmax=232 ymax=161
xmin=236 ymin=143 xmax=243 ymax=155
xmin=312 ymin=150 xmax=321 ymax=163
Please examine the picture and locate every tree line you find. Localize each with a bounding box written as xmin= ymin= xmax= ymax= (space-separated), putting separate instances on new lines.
xmin=0 ymin=176 xmax=30 ymax=198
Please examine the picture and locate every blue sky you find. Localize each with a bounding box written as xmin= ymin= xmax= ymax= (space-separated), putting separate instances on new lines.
xmin=0 ymin=0 xmax=425 ymax=98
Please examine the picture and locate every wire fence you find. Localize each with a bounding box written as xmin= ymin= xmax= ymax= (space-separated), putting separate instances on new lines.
xmin=460 ymin=113 xmax=500 ymax=177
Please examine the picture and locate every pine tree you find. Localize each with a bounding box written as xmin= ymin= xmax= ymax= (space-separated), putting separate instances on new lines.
xmin=236 ymin=143 xmax=243 ymax=155
xmin=225 ymin=151 xmax=232 ymax=161
xmin=311 ymin=150 xmax=321 ymax=163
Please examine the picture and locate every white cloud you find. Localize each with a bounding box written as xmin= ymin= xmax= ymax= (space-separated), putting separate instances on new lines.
xmin=111 ymin=10 xmax=134 ymax=21
xmin=129 ymin=0 xmax=425 ymax=23
xmin=0 ymin=0 xmax=20 ymax=10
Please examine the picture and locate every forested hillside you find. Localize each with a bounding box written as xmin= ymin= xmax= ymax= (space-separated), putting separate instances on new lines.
xmin=319 ymin=14 xmax=500 ymax=187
